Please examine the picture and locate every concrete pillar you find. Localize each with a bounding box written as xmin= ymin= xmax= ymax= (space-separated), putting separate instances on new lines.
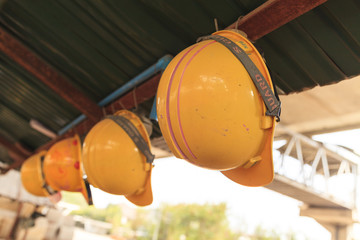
xmin=300 ymin=205 xmax=358 ymax=240
xmin=320 ymin=223 xmax=353 ymax=240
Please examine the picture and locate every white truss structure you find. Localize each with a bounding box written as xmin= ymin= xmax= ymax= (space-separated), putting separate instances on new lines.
xmin=274 ymin=124 xmax=359 ymax=209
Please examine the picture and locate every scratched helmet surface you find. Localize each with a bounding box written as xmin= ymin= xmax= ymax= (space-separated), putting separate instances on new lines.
xmin=43 ymin=135 xmax=92 ymax=204
xmin=156 ymin=30 xmax=277 ymax=187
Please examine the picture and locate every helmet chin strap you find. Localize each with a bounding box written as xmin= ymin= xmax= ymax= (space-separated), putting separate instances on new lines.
xmin=106 ymin=115 xmax=155 ymax=165
xmin=40 ymin=155 xmax=58 ymax=195
xmin=82 ymin=178 xmax=93 ymax=205
xmin=197 ymin=34 xmax=281 ymax=122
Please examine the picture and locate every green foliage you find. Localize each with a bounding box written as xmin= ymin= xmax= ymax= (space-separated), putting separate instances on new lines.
xmin=251 ymin=224 xmax=300 ymax=240
xmin=61 ymin=192 xmax=122 ymax=226
xmin=64 ymin=200 xmax=302 ymax=240
xmin=71 ymin=204 xmax=122 ymax=230
xmin=157 ymin=203 xmax=237 ymax=240
xmin=128 ymin=208 xmax=156 ymax=240
xmin=253 ymin=225 xmax=280 ymax=240
xmin=61 ymin=191 xmax=88 ymax=208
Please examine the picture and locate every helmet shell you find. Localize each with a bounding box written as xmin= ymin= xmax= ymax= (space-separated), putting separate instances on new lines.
xmin=21 ymin=151 xmax=48 ymax=197
xmin=44 ymin=135 xmax=91 ymax=204
xmin=83 ymin=110 xmax=153 ymax=206
xmin=157 ymin=30 xmax=275 ymax=186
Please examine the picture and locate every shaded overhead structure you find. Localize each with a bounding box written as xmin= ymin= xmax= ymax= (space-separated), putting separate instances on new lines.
xmin=0 ymin=1 xmax=358 ymax=239
xmin=0 ymin=0 xmax=359 ymax=161
xmin=278 ymin=75 xmax=360 ymax=135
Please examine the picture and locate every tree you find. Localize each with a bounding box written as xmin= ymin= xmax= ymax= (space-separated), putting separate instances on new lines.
xmin=61 ymin=191 xmax=88 ymax=208
xmin=252 ymin=225 xmax=300 ymax=240
xmin=156 ymin=203 xmax=237 ymax=240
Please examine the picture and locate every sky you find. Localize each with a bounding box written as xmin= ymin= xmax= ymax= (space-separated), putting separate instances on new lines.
xmin=312 ymin=128 xmax=360 ymax=155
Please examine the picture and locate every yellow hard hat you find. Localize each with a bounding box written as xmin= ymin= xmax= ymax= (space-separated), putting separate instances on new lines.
xmin=82 ymin=110 xmax=154 ymax=207
xmin=21 ymin=151 xmax=56 ymax=197
xmin=43 ymin=135 xmax=92 ymax=204
xmin=156 ymin=30 xmax=280 ymax=187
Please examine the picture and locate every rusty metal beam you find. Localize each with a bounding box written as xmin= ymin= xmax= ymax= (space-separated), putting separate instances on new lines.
xmin=14 ymin=142 xmax=32 ymax=156
xmin=0 ymin=136 xmax=29 ymax=160
xmin=36 ymin=73 xmax=162 ymax=152
xmin=0 ymin=27 xmax=102 ymax=122
xmin=0 ymin=136 xmax=29 ymax=172
xmin=226 ymin=0 xmax=327 ymax=41
xmin=105 ymin=74 xmax=161 ymax=114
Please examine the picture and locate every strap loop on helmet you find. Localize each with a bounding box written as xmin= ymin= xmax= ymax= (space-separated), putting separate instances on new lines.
xmin=197 ymin=34 xmax=281 ymax=122
xmin=40 ymin=155 xmax=58 ymax=195
xmin=106 ymin=115 xmax=155 ymax=164
xmin=83 ymin=178 xmax=93 ymax=205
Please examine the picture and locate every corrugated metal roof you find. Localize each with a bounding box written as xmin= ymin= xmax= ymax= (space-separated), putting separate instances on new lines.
xmin=0 ymin=145 xmax=12 ymax=165
xmin=0 ymin=52 xmax=79 ymax=130
xmin=258 ymin=0 xmax=360 ymax=93
xmin=0 ymin=0 xmax=359 ymax=155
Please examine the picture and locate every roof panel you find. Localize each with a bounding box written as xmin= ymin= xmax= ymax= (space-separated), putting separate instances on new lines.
xmin=1 ymin=4 xmax=109 ymax=101
xmin=296 ymin=5 xmax=360 ymax=78
xmin=326 ymin=0 xmax=360 ymax=44
xmin=0 ymin=0 xmax=358 ymax=152
xmin=257 ymin=20 xmax=347 ymax=91
xmin=0 ymin=105 xmax=50 ymax=149
xmin=0 ymin=145 xmax=12 ymax=165
xmin=77 ymin=0 xmax=157 ymax=61
xmin=0 ymin=52 xmax=79 ymax=131
xmin=14 ymin=0 xmax=133 ymax=91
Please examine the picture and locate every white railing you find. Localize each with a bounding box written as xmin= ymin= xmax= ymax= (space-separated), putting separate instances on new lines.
xmin=274 ymin=125 xmax=359 ymax=209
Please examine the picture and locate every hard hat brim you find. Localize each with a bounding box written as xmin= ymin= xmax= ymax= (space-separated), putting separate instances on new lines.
xmin=125 ymin=170 xmax=153 ymax=207
xmin=121 ymin=110 xmax=153 ymax=207
xmin=221 ymin=120 xmax=275 ymax=187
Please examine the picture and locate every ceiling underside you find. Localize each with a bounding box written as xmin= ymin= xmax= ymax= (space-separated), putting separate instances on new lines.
xmin=0 ymin=0 xmax=359 ymax=162
xmin=278 ymin=75 xmax=360 ymax=136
